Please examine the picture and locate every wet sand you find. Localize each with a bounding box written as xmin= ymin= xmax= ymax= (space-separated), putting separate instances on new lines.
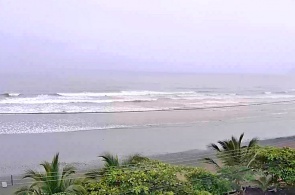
xmin=1 ymin=102 xmax=295 ymax=195
xmin=1 ymin=103 xmax=295 ymax=175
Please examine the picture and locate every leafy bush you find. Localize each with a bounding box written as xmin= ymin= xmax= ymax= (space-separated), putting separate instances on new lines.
xmin=253 ymin=147 xmax=295 ymax=185
xmin=252 ymin=171 xmax=276 ymax=193
xmin=86 ymin=154 xmax=149 ymax=180
xmin=85 ymin=160 xmax=225 ymax=195
xmin=217 ymin=165 xmax=254 ymax=192
xmin=186 ymin=168 xmax=232 ymax=194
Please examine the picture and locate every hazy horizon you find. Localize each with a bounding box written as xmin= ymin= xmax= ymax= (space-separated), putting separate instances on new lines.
xmin=1 ymin=0 xmax=295 ymax=75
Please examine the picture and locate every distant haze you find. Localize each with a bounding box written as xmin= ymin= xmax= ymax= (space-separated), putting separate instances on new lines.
xmin=0 ymin=0 xmax=295 ymax=74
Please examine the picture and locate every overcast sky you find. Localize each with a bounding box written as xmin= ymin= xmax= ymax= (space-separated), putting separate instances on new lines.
xmin=1 ymin=0 xmax=295 ymax=74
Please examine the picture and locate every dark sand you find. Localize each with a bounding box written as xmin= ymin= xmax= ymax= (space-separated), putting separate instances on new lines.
xmin=1 ymin=136 xmax=295 ymax=195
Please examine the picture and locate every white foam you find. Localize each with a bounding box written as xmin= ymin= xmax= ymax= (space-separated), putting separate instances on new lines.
xmin=2 ymin=93 xmax=21 ymax=97
xmin=1 ymin=90 xmax=295 ymax=114
xmin=264 ymin=91 xmax=272 ymax=95
xmin=1 ymin=124 xmax=140 ymax=134
xmin=0 ymin=97 xmax=157 ymax=104
xmin=57 ymin=92 xmax=112 ymax=97
xmin=57 ymin=91 xmax=196 ymax=97
xmin=10 ymin=93 xmax=21 ymax=97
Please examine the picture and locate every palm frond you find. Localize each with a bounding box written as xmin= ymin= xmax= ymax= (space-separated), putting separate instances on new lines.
xmin=52 ymin=153 xmax=60 ymax=177
xmin=59 ymin=165 xmax=76 ymax=191
xmin=205 ymin=133 xmax=259 ymax=167
xmin=65 ymin=184 xmax=87 ymax=195
xmin=40 ymin=162 xmax=52 ymax=174
xmin=248 ymin=137 xmax=259 ymax=148
xmin=14 ymin=186 xmax=41 ymax=195
xmin=23 ymin=170 xmax=46 ymax=182
xmin=62 ymin=166 xmax=76 ymax=178
xmin=231 ymin=136 xmax=239 ymax=150
xmin=14 ymin=186 xmax=33 ymax=195
xmin=203 ymin=158 xmax=221 ymax=169
xmin=99 ymin=153 xmax=120 ymax=167
xmin=239 ymin=133 xmax=245 ymax=146
xmin=208 ymin=143 xmax=221 ymax=152
xmin=218 ymin=141 xmax=229 ymax=150
xmin=16 ymin=153 xmax=84 ymax=195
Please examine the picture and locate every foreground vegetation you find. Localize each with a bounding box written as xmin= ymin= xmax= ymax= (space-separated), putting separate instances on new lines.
xmin=15 ymin=133 xmax=295 ymax=194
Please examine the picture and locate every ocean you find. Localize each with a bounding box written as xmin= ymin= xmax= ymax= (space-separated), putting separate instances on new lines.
xmin=1 ymin=71 xmax=295 ymax=134
xmin=2 ymin=71 xmax=295 ymax=177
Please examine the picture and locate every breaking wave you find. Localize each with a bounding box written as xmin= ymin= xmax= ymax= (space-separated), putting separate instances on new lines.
xmin=1 ymin=93 xmax=21 ymax=97
xmin=1 ymin=90 xmax=295 ymax=114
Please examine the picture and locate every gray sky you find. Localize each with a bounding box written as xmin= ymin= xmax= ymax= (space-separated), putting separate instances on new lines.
xmin=1 ymin=0 xmax=295 ymax=74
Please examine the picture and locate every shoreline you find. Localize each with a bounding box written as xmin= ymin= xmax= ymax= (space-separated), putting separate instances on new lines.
xmin=0 ymin=127 xmax=295 ymax=177
xmin=1 ymin=104 xmax=295 ymax=193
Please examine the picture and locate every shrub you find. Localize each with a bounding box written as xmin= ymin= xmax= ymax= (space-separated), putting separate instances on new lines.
xmin=217 ymin=165 xmax=254 ymax=192
xmin=254 ymin=147 xmax=295 ymax=185
xmin=186 ymin=168 xmax=232 ymax=194
xmin=85 ymin=160 xmax=222 ymax=195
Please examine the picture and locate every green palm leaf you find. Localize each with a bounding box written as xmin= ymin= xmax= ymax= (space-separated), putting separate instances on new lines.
xmin=99 ymin=153 xmax=120 ymax=167
xmin=15 ymin=153 xmax=85 ymax=195
xmin=204 ymin=133 xmax=259 ymax=167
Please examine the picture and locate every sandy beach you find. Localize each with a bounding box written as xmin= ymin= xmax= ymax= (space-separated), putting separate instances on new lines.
xmin=1 ymin=102 xmax=295 ymax=176
xmin=1 ymin=101 xmax=295 ymax=194
xmin=0 ymin=102 xmax=295 ymax=194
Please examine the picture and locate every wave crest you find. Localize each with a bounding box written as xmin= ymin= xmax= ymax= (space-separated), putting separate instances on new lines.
xmin=56 ymin=91 xmax=196 ymax=97
xmin=1 ymin=93 xmax=21 ymax=97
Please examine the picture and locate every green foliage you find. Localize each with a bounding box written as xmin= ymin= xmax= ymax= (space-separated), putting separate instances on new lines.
xmin=15 ymin=153 xmax=86 ymax=195
xmin=254 ymin=147 xmax=295 ymax=185
xmin=217 ymin=166 xmax=254 ymax=191
xmin=85 ymin=160 xmax=221 ymax=195
xmin=194 ymin=191 xmax=212 ymax=195
xmin=186 ymin=168 xmax=232 ymax=194
xmin=86 ymin=160 xmax=188 ymax=194
xmin=252 ymin=171 xmax=275 ymax=193
xmin=86 ymin=154 xmax=149 ymax=180
xmin=99 ymin=153 xmax=120 ymax=168
xmin=122 ymin=154 xmax=150 ymax=165
xmin=18 ymin=142 xmax=295 ymax=195
xmin=205 ymin=133 xmax=259 ymax=168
